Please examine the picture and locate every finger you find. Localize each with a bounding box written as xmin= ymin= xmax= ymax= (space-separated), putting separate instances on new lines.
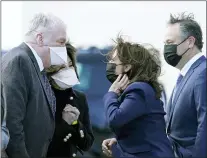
xmin=64 ymin=106 xmax=77 ymax=112
xmin=65 ymin=104 xmax=73 ymax=107
xmin=119 ymin=74 xmax=127 ymax=83
xmin=65 ymin=106 xmax=79 ymax=114
xmin=120 ymin=75 xmax=129 ymax=88
xmin=121 ymin=83 xmax=128 ymax=91
xmin=62 ymin=111 xmax=77 ymax=118
xmin=63 ymin=110 xmax=76 ymax=116
xmin=67 ymin=111 xmax=79 ymax=117
xmin=103 ymin=150 xmax=111 ymax=157
xmin=108 ymin=138 xmax=117 ymax=147
xmin=64 ymin=107 xmax=76 ymax=112
xmin=114 ymin=74 xmax=123 ymax=83
xmin=102 ymin=145 xmax=108 ymax=151
xmin=102 ymin=140 xmax=109 ymax=150
xmin=69 ymin=108 xmax=80 ymax=115
xmin=108 ymin=140 xmax=114 ymax=147
xmin=64 ymin=104 xmax=73 ymax=109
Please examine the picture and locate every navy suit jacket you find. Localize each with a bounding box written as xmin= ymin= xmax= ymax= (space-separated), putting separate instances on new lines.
xmin=166 ymin=56 xmax=206 ymax=158
xmin=104 ymin=82 xmax=174 ymax=158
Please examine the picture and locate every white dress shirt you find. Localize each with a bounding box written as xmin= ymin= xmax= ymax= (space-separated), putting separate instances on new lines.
xmin=180 ymin=53 xmax=203 ymax=77
xmin=24 ymin=42 xmax=44 ymax=72
xmin=172 ymin=53 xmax=203 ymax=102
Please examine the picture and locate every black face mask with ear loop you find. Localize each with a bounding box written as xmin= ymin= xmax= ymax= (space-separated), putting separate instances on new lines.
xmin=164 ymin=37 xmax=190 ymax=67
xmin=106 ymin=63 xmax=118 ymax=83
xmin=106 ymin=63 xmax=130 ymax=83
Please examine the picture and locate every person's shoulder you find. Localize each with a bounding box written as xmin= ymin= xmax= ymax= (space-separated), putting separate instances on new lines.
xmin=73 ymin=89 xmax=86 ymax=99
xmin=2 ymin=43 xmax=30 ymax=65
xmin=73 ymin=89 xmax=89 ymax=108
xmin=193 ymin=57 xmax=206 ymax=79
xmin=122 ymin=82 xmax=156 ymax=100
xmin=124 ymin=82 xmax=154 ymax=94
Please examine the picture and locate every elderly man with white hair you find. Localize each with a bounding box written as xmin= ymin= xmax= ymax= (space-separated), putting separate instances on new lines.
xmin=1 ymin=13 xmax=68 ymax=158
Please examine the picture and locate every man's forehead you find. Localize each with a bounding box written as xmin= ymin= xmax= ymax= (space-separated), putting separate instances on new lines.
xmin=52 ymin=27 xmax=67 ymax=40
xmin=164 ymin=23 xmax=180 ymax=41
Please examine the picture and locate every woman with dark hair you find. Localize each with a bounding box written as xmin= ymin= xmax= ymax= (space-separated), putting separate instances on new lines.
xmin=102 ymin=36 xmax=174 ymax=158
xmin=46 ymin=42 xmax=94 ymax=158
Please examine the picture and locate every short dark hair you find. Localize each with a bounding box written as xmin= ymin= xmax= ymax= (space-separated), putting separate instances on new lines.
xmin=168 ymin=12 xmax=203 ymax=51
xmin=65 ymin=41 xmax=79 ymax=79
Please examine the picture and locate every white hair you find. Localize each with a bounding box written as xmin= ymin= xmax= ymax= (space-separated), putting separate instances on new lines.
xmin=25 ymin=13 xmax=66 ymax=42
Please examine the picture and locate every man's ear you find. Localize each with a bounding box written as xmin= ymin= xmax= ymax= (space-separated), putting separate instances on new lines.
xmin=188 ymin=36 xmax=196 ymax=49
xmin=36 ymin=33 xmax=43 ymax=46
xmin=124 ymin=64 xmax=132 ymax=73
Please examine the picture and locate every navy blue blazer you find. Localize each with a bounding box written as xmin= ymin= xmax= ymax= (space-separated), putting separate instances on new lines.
xmin=166 ymin=56 xmax=206 ymax=158
xmin=104 ymin=82 xmax=174 ymax=158
xmin=193 ymin=116 xmax=206 ymax=158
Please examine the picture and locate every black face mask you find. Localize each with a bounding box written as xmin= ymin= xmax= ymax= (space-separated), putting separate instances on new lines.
xmin=106 ymin=63 xmax=118 ymax=83
xmin=164 ymin=37 xmax=190 ymax=67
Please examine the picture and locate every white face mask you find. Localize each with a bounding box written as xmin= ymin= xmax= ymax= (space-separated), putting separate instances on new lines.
xmin=49 ymin=47 xmax=68 ymax=66
xmin=51 ymin=67 xmax=80 ymax=89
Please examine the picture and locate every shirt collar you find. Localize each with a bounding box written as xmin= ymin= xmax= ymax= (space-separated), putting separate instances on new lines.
xmin=180 ymin=53 xmax=203 ymax=76
xmin=24 ymin=42 xmax=44 ymax=72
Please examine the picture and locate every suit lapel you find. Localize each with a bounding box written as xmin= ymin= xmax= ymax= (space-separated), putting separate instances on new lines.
xmin=21 ymin=43 xmax=55 ymax=118
xmin=167 ymin=56 xmax=206 ymax=129
xmin=166 ymin=93 xmax=173 ymax=130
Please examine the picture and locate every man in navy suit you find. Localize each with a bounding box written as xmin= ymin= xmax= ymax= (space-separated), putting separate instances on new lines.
xmin=164 ymin=12 xmax=206 ymax=158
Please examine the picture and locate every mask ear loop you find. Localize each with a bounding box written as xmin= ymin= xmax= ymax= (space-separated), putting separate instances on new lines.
xmin=177 ymin=36 xmax=191 ymax=46
xmin=181 ymin=48 xmax=190 ymax=56
xmin=177 ymin=36 xmax=191 ymax=56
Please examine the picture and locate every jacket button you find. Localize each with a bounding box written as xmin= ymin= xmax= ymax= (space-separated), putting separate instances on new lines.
xmin=72 ymin=153 xmax=76 ymax=157
xmin=63 ymin=138 xmax=67 ymax=142
xmin=80 ymin=130 xmax=84 ymax=138
xmin=70 ymin=96 xmax=74 ymax=100
xmin=68 ymin=133 xmax=72 ymax=137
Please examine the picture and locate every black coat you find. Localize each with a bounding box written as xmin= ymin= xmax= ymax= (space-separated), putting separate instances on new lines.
xmin=47 ymin=88 xmax=94 ymax=158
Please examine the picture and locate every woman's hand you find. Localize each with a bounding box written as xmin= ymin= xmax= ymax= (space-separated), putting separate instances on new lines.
xmin=109 ymin=74 xmax=129 ymax=94
xmin=62 ymin=104 xmax=80 ymax=125
xmin=102 ymin=138 xmax=117 ymax=157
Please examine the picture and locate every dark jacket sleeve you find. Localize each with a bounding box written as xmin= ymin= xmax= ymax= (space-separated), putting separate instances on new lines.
xmin=51 ymin=92 xmax=94 ymax=152
xmin=74 ymin=94 xmax=94 ymax=151
xmin=2 ymin=55 xmax=30 ymax=158
xmin=103 ymin=83 xmax=148 ymax=129
xmin=193 ymin=69 xmax=207 ymax=157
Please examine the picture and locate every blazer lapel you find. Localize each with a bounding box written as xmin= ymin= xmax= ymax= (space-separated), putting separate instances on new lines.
xmin=21 ymin=43 xmax=55 ymax=118
xmin=166 ymin=93 xmax=173 ymax=130
xmin=173 ymin=56 xmax=206 ymax=107
xmin=167 ymin=56 xmax=206 ymax=129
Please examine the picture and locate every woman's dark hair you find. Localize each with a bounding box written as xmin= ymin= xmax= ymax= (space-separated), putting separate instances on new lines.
xmin=106 ymin=36 xmax=163 ymax=99
xmin=65 ymin=41 xmax=79 ymax=79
